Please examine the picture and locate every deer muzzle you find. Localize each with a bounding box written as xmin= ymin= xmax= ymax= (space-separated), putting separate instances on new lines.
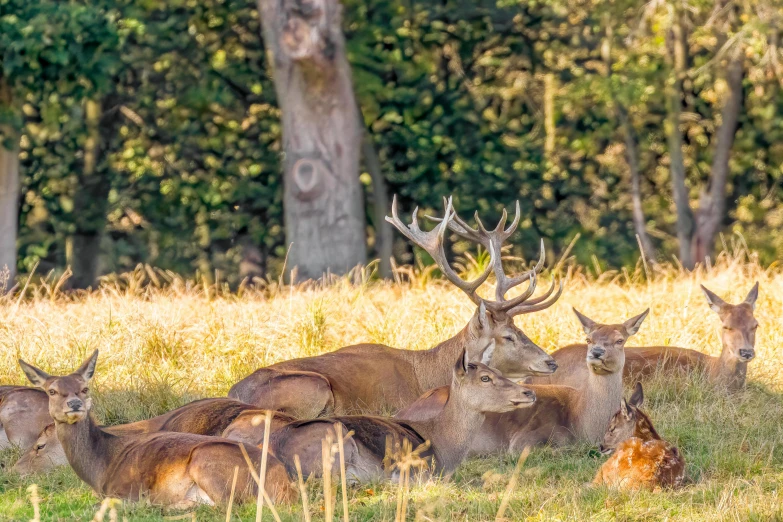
xmin=738 ymin=348 xmax=755 ymax=361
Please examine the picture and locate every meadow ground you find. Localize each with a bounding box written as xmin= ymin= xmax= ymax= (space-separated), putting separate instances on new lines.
xmin=1 ymin=253 xmax=782 ymax=521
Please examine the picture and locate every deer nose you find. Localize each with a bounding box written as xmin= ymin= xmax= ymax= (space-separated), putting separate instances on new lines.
xmin=589 ymin=347 xmax=606 ymax=359
xmin=66 ymin=399 xmax=83 ymax=411
xmin=546 ymin=359 xmax=558 ymax=372
xmin=739 ymin=348 xmax=755 ymax=361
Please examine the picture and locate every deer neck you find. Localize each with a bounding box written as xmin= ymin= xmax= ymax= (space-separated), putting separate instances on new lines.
xmin=56 ymin=414 xmax=119 ymax=494
xmin=409 ymin=387 xmax=484 ymax=474
xmin=408 ymin=324 xmax=474 ymax=393
xmin=708 ymin=348 xmax=747 ymax=389
xmin=574 ymin=367 xmax=624 ymax=444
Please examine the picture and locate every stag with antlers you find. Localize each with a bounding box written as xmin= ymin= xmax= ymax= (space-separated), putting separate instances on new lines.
xmin=228 ymin=196 xmax=561 ymax=417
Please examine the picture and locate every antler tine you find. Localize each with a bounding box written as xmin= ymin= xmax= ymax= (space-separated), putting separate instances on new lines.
xmin=386 ymin=195 xmax=493 ymax=305
xmin=485 ymin=271 xmax=538 ymax=313
xmin=507 ymin=279 xmax=564 ymax=316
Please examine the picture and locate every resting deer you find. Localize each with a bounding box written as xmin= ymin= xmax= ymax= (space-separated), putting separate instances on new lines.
xmin=594 ymin=383 xmax=685 ymax=491
xmin=269 ymin=340 xmax=536 ymax=482
xmin=12 ymin=397 xmax=291 ymax=475
xmin=397 ymin=308 xmax=648 ymax=452
xmin=18 ymin=351 xmax=296 ymax=508
xmin=624 ymin=283 xmax=759 ymax=390
xmin=0 ymin=385 xmax=51 ymax=452
xmin=229 ymin=197 xmax=561 ymax=417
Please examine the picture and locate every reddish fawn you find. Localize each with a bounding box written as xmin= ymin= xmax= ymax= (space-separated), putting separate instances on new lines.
xmin=593 ymin=383 xmax=685 ymax=491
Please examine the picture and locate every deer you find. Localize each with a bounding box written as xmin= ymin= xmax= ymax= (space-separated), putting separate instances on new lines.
xmin=268 ymin=340 xmax=536 ymax=482
xmin=396 ymin=308 xmax=649 ymax=452
xmin=228 ymin=196 xmax=561 ymax=417
xmin=623 ymin=283 xmax=759 ymax=390
xmin=593 ymin=382 xmax=685 ymax=491
xmin=17 ymin=351 xmax=296 ymax=508
xmin=0 ymin=385 xmax=51 ymax=452
xmin=11 ymin=397 xmax=292 ymax=476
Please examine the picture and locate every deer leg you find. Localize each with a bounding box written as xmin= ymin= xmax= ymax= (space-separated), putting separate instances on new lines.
xmin=228 ymin=369 xmax=335 ymax=418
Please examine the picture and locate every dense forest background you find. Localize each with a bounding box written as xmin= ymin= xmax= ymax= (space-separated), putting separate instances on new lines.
xmin=0 ymin=0 xmax=781 ymax=287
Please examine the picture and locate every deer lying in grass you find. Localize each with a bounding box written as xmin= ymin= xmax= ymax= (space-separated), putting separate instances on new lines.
xmin=397 ymin=309 xmax=648 ymax=452
xmin=593 ymin=383 xmax=685 ymax=491
xmin=18 ymin=351 xmax=296 ymax=508
xmin=269 ymin=341 xmax=536 ymax=482
xmin=229 ymin=197 xmax=560 ymax=417
xmin=624 ymin=283 xmax=759 ymax=390
xmin=0 ymin=385 xmax=51 ymax=452
xmin=12 ymin=397 xmax=292 ymax=475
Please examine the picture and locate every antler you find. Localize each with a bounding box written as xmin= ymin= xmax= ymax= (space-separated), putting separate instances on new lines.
xmin=386 ymin=195 xmax=494 ymax=305
xmin=429 ymin=197 xmax=561 ymax=316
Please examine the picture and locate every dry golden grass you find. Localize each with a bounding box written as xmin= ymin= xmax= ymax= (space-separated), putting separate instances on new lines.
xmin=1 ymin=251 xmax=782 ymax=520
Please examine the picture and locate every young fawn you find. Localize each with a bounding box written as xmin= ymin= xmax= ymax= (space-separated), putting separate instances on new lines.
xmin=18 ymin=351 xmax=296 ymax=508
xmin=398 ymin=308 xmax=648 ymax=452
xmin=270 ymin=340 xmax=536 ymax=482
xmin=624 ymin=283 xmax=759 ymax=390
xmin=593 ymin=383 xmax=685 ymax=491
xmin=12 ymin=397 xmax=294 ymax=476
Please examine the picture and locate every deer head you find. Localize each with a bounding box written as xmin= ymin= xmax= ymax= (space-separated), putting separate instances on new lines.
xmin=18 ymin=350 xmax=99 ymax=425
xmin=452 ymin=341 xmax=536 ymax=414
xmin=12 ymin=424 xmax=65 ymax=476
xmin=599 ymin=382 xmax=658 ymax=454
xmin=574 ymin=308 xmax=649 ymax=375
xmin=387 ymin=196 xmax=561 ymax=379
xmin=701 ymin=283 xmax=759 ymax=363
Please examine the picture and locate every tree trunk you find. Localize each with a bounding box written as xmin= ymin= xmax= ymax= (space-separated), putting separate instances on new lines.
xmin=0 ymin=80 xmax=19 ymax=291
xmin=543 ymin=73 xmax=556 ymax=157
xmin=258 ymin=0 xmax=367 ymax=281
xmin=666 ymin=14 xmax=695 ymax=268
xmin=70 ymin=99 xmax=112 ymax=289
xmin=360 ymin=120 xmax=392 ymax=279
xmin=617 ymin=105 xmax=657 ymax=262
xmin=692 ymin=50 xmax=744 ymax=262
xmin=603 ymin=27 xmax=656 ymax=263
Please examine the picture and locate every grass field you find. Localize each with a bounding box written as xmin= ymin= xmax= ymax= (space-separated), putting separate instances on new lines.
xmin=1 ymin=253 xmax=782 ymax=521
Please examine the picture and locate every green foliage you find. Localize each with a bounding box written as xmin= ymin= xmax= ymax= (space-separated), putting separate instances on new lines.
xmin=1 ymin=0 xmax=783 ymax=281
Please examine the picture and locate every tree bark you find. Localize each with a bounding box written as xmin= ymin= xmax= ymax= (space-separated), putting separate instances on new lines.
xmin=617 ymin=105 xmax=657 ymax=262
xmin=0 ymin=80 xmax=19 ymax=291
xmin=666 ymin=13 xmax=695 ymax=268
xmin=70 ymin=99 xmax=112 ymax=289
xmin=692 ymin=50 xmax=744 ymax=262
xmin=258 ymin=0 xmax=367 ymax=281
xmin=360 ymin=121 xmax=392 ymax=279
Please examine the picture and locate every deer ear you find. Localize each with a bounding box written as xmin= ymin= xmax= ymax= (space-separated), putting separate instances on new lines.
xmin=477 ymin=300 xmax=489 ymax=331
xmin=454 ymin=348 xmax=468 ymax=380
xmin=629 ymin=382 xmax=644 ymax=407
xmin=572 ymin=308 xmax=598 ymax=335
xmin=75 ymin=350 xmax=99 ymax=382
xmin=623 ymin=309 xmax=649 ymax=336
xmin=620 ymin=399 xmax=633 ymax=420
xmin=478 ymin=339 xmax=496 ymax=366
xmin=19 ymin=359 xmax=51 ymax=389
xmin=744 ymin=282 xmax=759 ymax=310
xmin=701 ymin=285 xmax=728 ymax=313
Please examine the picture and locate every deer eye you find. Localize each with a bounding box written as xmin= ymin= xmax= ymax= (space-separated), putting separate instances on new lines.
xmin=480 ymin=375 xmax=491 ymax=383
xmin=723 ymin=327 xmax=733 ymax=331
xmin=503 ymin=335 xmax=514 ymax=342
xmin=48 ymin=390 xmax=56 ymax=396
xmin=615 ymin=339 xmax=623 ymax=345
xmin=81 ymin=388 xmax=89 ymax=394
xmin=35 ymin=443 xmax=46 ymax=451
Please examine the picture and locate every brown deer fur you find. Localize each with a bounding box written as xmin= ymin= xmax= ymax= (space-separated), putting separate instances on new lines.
xmin=12 ymin=398 xmax=289 ymax=475
xmin=270 ymin=341 xmax=536 ymax=482
xmin=397 ymin=309 xmax=648 ymax=452
xmin=593 ymin=383 xmax=685 ymax=490
xmin=0 ymin=385 xmax=51 ymax=452
xmin=17 ymin=351 xmax=296 ymax=508
xmin=229 ymin=198 xmax=560 ymax=417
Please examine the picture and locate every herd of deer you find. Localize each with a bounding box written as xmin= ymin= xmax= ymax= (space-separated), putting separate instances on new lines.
xmin=0 ymin=197 xmax=760 ymax=508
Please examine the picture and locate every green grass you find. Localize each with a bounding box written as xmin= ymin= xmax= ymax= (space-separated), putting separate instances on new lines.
xmin=1 ymin=258 xmax=783 ymax=520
